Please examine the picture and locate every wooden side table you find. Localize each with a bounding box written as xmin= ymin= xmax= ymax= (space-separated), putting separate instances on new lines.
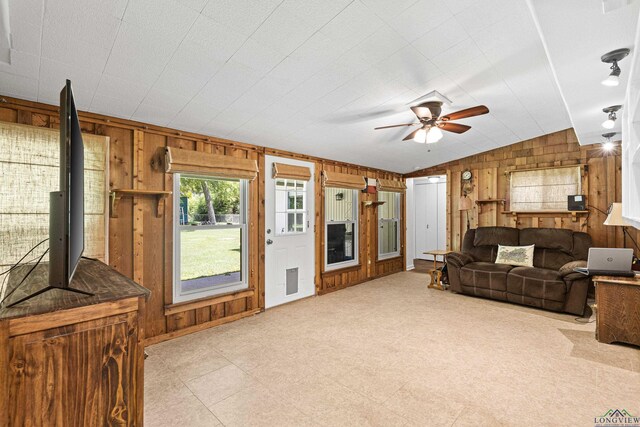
xmin=424 ymin=250 xmax=453 ymax=291
xmin=593 ymin=275 xmax=640 ymax=347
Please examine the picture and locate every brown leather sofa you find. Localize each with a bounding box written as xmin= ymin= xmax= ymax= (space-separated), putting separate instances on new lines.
xmin=447 ymin=227 xmax=591 ymax=315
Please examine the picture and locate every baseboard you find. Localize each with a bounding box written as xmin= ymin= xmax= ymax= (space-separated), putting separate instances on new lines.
xmin=406 ymin=264 xmax=415 ymax=271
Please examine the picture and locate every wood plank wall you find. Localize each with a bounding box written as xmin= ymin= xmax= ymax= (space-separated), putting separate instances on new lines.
xmin=0 ymin=96 xmax=405 ymax=342
xmin=404 ymin=129 xmax=640 ymax=252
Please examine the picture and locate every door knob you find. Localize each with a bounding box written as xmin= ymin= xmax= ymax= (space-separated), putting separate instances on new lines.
xmin=266 ymin=239 xmax=273 ymax=245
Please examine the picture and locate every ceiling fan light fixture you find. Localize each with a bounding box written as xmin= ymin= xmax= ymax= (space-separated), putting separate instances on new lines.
xmin=602 ymin=132 xmax=617 ymax=151
xmin=601 ymin=48 xmax=630 ymax=87
xmin=602 ymin=117 xmax=616 ymax=129
xmin=413 ymin=128 xmax=427 ymax=143
xmin=601 ymin=105 xmax=621 ymax=129
xmin=602 ymin=73 xmax=620 ymax=86
xmin=426 ymin=127 xmax=443 ymax=143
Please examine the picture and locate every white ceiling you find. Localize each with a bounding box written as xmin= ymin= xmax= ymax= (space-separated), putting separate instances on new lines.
xmin=0 ymin=0 xmax=597 ymax=173
xmin=528 ymin=0 xmax=639 ymax=148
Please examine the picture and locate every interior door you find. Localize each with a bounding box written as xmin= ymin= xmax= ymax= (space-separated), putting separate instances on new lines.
xmin=264 ymin=155 xmax=315 ymax=309
xmin=414 ymin=180 xmax=447 ymax=260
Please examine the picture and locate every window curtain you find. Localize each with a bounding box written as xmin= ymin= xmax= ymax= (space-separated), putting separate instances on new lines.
xmin=165 ymin=147 xmax=258 ymax=180
xmin=322 ymin=170 xmax=366 ymax=190
xmin=272 ymin=162 xmax=311 ymax=181
xmin=0 ymin=122 xmax=108 ymax=267
xmin=377 ymin=178 xmax=407 ymax=193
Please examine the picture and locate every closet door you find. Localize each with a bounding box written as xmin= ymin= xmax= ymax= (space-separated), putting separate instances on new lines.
xmin=415 ymin=183 xmax=439 ymax=260
xmin=437 ymin=181 xmax=447 ymax=250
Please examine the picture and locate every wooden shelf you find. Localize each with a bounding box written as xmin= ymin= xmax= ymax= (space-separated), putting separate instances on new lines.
xmin=362 ymin=201 xmax=385 ymax=207
xmin=502 ymin=210 xmax=588 ymax=222
xmin=475 ymin=199 xmax=506 ymax=204
xmin=110 ymin=189 xmax=172 ymax=218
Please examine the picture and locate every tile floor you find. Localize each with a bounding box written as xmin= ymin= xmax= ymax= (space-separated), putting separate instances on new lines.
xmin=145 ymin=271 xmax=640 ymax=426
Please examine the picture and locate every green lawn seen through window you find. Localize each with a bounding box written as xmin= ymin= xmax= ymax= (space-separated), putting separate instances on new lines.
xmin=180 ymin=228 xmax=241 ymax=281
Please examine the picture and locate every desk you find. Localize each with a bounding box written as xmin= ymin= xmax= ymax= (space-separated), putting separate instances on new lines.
xmin=593 ymin=275 xmax=640 ymax=347
xmin=423 ymin=250 xmax=453 ymax=291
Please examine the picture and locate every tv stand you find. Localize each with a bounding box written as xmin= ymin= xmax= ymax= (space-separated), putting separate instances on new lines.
xmin=5 ymin=284 xmax=93 ymax=308
xmin=0 ymin=259 xmax=150 ymax=426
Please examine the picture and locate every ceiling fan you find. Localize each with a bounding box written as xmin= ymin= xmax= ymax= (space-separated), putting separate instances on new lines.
xmin=374 ymin=101 xmax=489 ymax=143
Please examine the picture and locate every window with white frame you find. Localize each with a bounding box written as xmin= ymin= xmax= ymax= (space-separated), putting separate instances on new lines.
xmin=325 ymin=187 xmax=358 ymax=269
xmin=275 ymin=178 xmax=307 ymax=235
xmin=378 ymin=191 xmax=400 ymax=259
xmin=174 ymin=174 xmax=248 ymax=303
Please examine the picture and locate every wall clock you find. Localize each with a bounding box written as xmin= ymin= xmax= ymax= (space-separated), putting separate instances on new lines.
xmin=461 ymin=170 xmax=473 ymax=196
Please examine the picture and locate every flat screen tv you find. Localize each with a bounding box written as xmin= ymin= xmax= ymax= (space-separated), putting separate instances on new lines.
xmin=5 ymin=80 xmax=93 ymax=307
xmin=49 ymin=79 xmax=85 ymax=287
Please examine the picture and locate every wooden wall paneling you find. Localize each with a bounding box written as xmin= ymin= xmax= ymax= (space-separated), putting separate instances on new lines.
xmin=142 ymin=132 xmax=168 ymax=337
xmin=606 ymin=154 xmax=617 ymax=247
xmin=255 ymin=151 xmax=265 ymax=311
xmin=104 ymin=126 xmax=134 ymax=278
xmin=0 ymin=322 xmax=8 ymax=427
xmin=315 ymin=162 xmax=323 ymax=294
xmin=0 ymin=107 xmax=18 ymax=122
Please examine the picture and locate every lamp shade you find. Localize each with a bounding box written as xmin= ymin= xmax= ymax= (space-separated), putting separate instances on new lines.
xmin=459 ymin=195 xmax=472 ymax=211
xmin=603 ymin=202 xmax=631 ymax=226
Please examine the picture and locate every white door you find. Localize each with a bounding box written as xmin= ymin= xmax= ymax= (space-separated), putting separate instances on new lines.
xmin=264 ymin=155 xmax=315 ymax=308
xmin=414 ymin=179 xmax=447 ymax=260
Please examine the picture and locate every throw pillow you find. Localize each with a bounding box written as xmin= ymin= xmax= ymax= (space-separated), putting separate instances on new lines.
xmin=495 ymin=244 xmax=535 ymax=267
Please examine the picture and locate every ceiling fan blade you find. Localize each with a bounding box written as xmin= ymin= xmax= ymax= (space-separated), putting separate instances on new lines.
xmin=440 ymin=105 xmax=489 ymax=121
xmin=402 ymin=128 xmax=423 ymax=141
xmin=374 ymin=123 xmax=419 ymax=130
xmin=439 ymin=122 xmax=471 ymax=134
xmin=410 ymin=106 xmax=432 ymax=119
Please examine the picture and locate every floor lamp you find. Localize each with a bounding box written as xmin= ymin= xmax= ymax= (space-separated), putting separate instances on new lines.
xmin=603 ymin=202 xmax=631 ymax=249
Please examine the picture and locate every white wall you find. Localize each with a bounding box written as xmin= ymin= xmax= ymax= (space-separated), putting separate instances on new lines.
xmin=405 ymin=178 xmax=415 ymax=270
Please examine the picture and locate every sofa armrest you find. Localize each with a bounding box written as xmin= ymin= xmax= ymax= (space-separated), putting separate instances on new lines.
xmin=447 ymin=252 xmax=475 ymax=268
xmin=559 ymin=260 xmax=587 ymax=280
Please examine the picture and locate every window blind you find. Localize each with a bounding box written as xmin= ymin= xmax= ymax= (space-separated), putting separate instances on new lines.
xmin=165 ymin=147 xmax=258 ymax=180
xmin=377 ymin=178 xmax=407 ymax=193
xmin=0 ymin=122 xmax=108 ymax=267
xmin=509 ymin=166 xmax=582 ymax=211
xmin=322 ymin=171 xmax=366 ymax=190
xmin=272 ymin=162 xmax=311 ymax=181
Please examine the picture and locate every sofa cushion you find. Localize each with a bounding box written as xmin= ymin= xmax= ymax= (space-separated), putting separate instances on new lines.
xmin=520 ymin=228 xmax=573 ymax=253
xmin=473 ymin=226 xmax=520 ymax=247
xmin=460 ymin=262 xmax=513 ymax=292
xmin=507 ymin=266 xmax=567 ymax=302
xmin=532 ymin=249 xmax=575 ymax=271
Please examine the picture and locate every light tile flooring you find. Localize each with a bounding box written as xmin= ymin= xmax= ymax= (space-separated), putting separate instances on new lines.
xmin=145 ymin=271 xmax=640 ymax=426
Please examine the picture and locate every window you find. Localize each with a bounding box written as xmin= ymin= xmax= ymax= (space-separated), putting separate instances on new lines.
xmin=174 ymin=174 xmax=248 ymax=303
xmin=509 ymin=166 xmax=581 ymax=211
xmin=378 ymin=191 xmax=400 ymax=259
xmin=325 ymin=187 xmax=358 ymax=270
xmin=275 ymin=179 xmax=307 ymax=235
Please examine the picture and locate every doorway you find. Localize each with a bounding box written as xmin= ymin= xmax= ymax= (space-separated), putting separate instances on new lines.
xmin=414 ymin=176 xmax=447 ymax=261
xmin=264 ymin=155 xmax=315 ymax=308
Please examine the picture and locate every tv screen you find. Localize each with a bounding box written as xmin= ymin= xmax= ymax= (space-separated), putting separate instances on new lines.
xmin=49 ymin=79 xmax=84 ymax=287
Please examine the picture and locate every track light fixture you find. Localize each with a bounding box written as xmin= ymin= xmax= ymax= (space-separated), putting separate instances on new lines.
xmin=602 ymin=132 xmax=617 ymax=151
xmin=601 ymin=105 xmax=621 ymax=129
xmin=601 ymin=48 xmax=630 ymax=87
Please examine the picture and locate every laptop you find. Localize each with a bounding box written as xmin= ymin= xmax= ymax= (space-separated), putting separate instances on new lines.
xmin=574 ymin=248 xmax=636 ymax=277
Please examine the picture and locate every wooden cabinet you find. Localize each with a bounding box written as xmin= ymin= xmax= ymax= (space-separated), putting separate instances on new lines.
xmin=594 ymin=275 xmax=640 ymax=347
xmin=0 ymin=260 xmax=150 ymax=426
